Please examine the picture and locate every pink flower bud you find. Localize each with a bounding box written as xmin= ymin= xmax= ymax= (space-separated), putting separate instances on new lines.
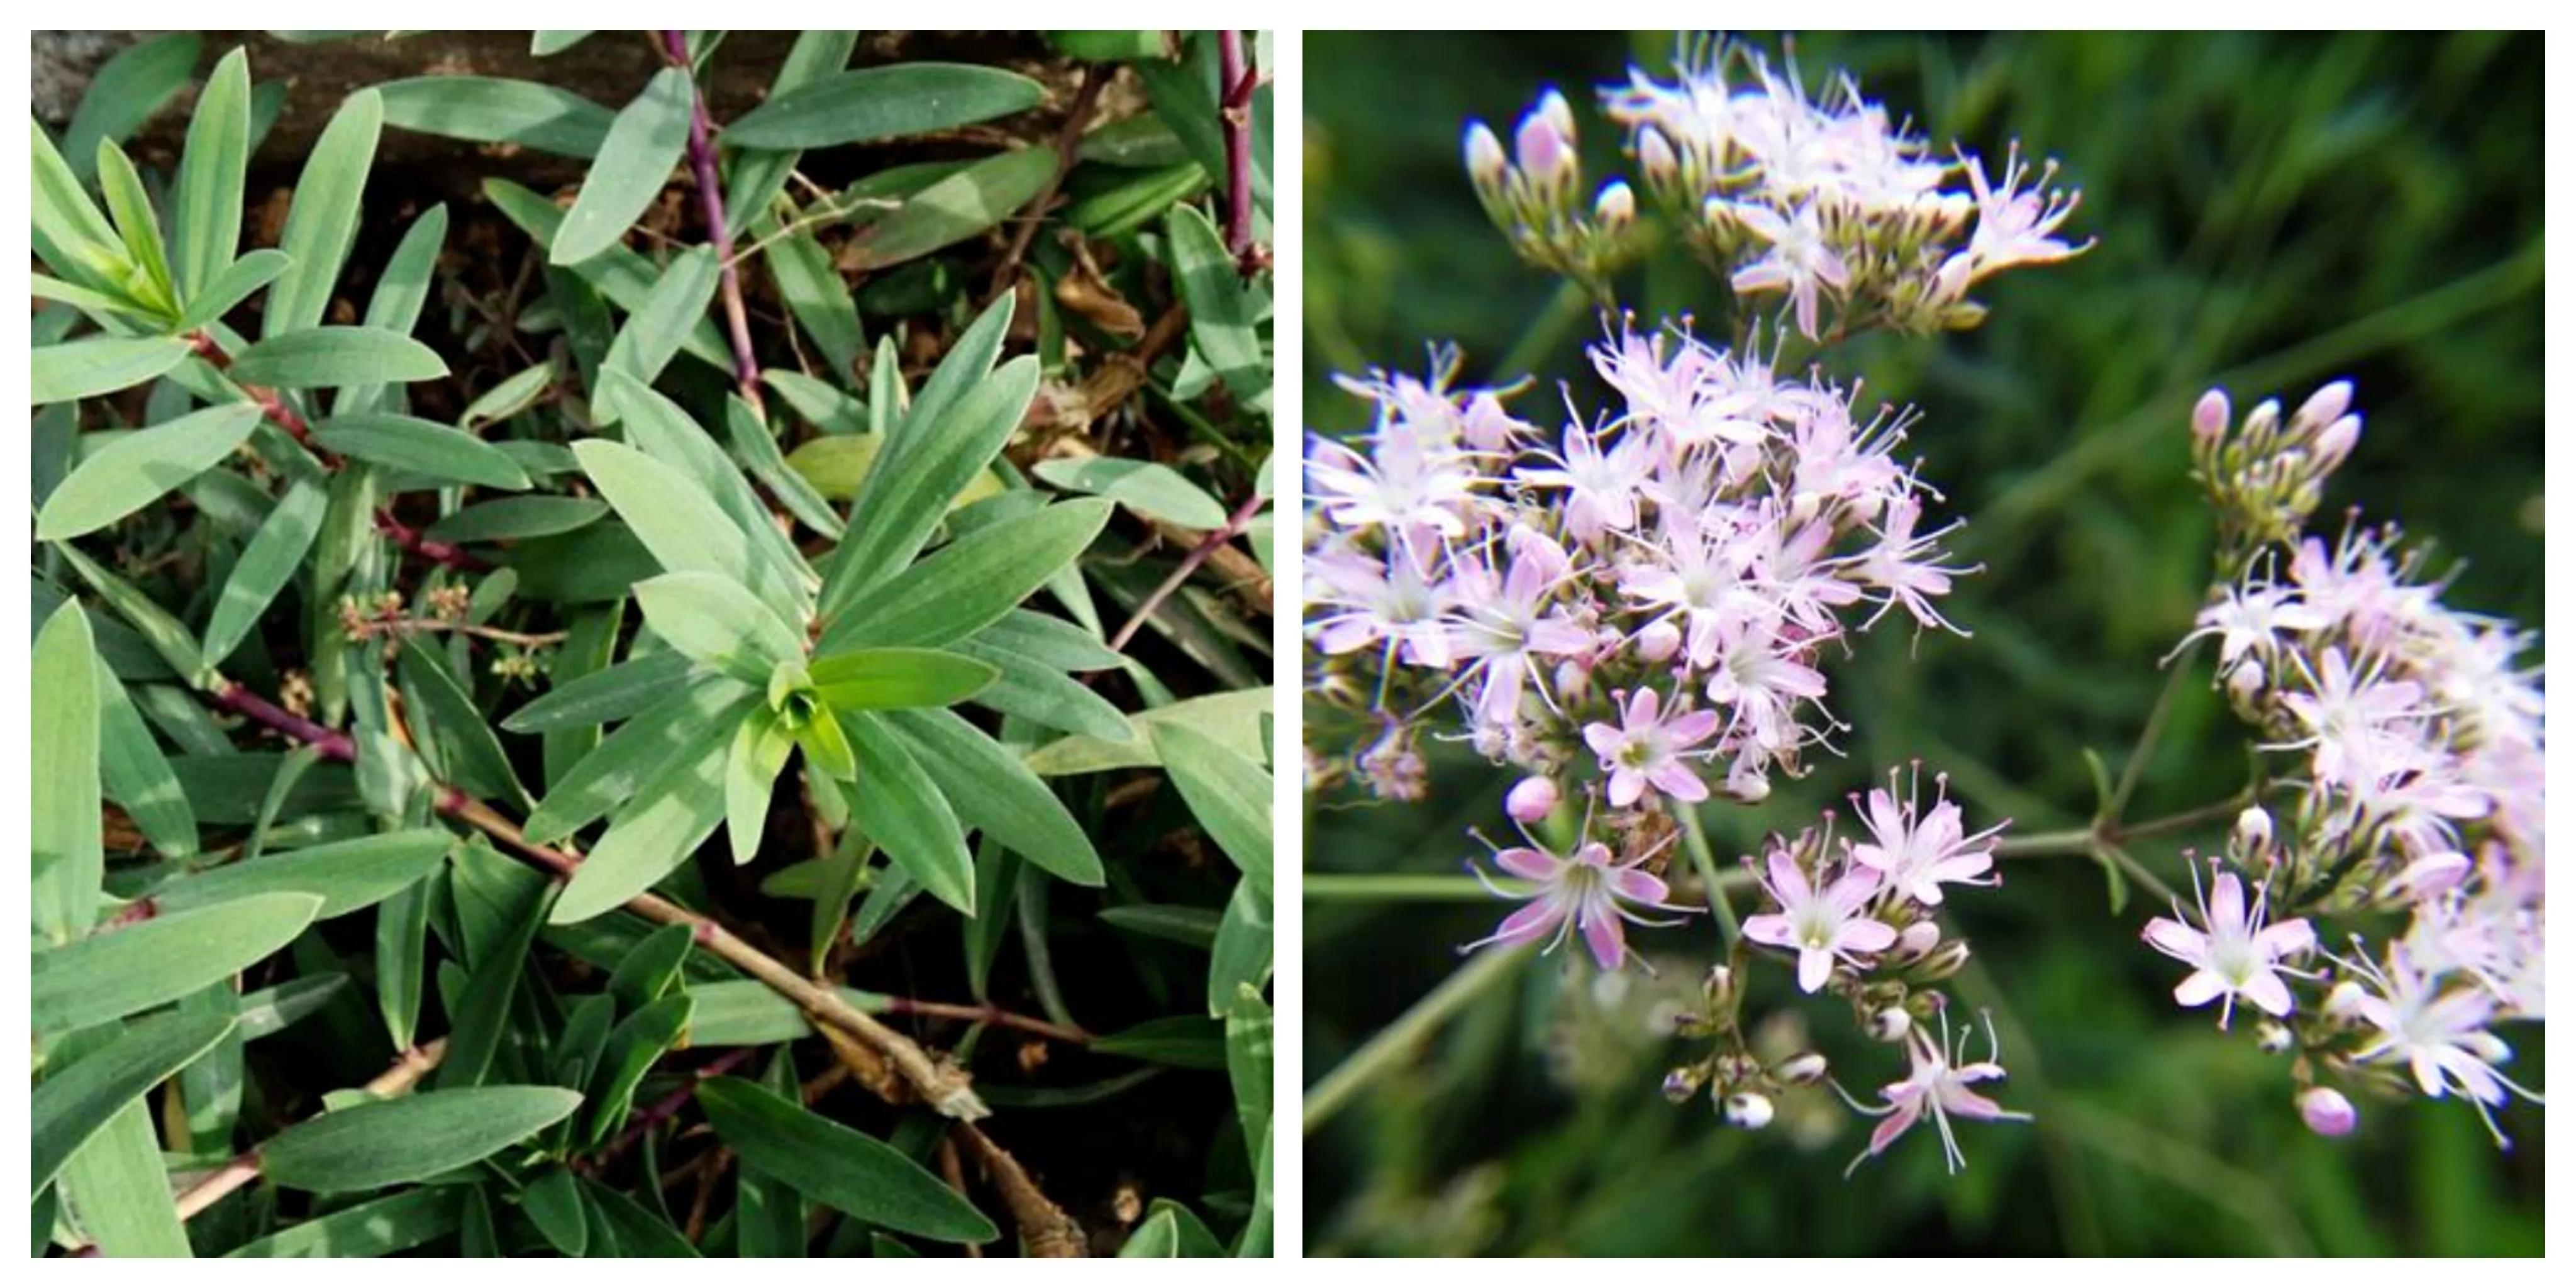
xmin=1637 ymin=126 xmax=1678 ymax=183
xmin=1635 ymin=619 xmax=1682 ymax=663
xmin=2234 ymin=806 xmax=2273 ymax=856
xmin=1514 ymin=105 xmax=1572 ymax=189
xmin=2257 ymin=1021 xmax=2293 ymax=1054
xmin=1776 ymin=1052 xmax=1829 ymax=1085
xmin=1723 ymin=1091 xmax=1775 ymax=1130
xmin=2299 ymin=1086 xmax=2357 ymax=1137
xmin=2325 ymin=979 xmax=2368 ymax=1019
xmin=1593 ymin=180 xmax=1636 ymax=228
xmin=2295 ymin=379 xmax=2353 ymax=430
xmin=1662 ymin=1065 xmax=1706 ymax=1103
xmin=1896 ymin=919 xmax=1942 ymax=957
xmin=2312 ymin=414 xmax=2360 ymax=470
xmin=1868 ymin=1008 xmax=1911 ymax=1043
xmin=1536 ymin=88 xmax=1575 ymax=147
xmin=2191 ymin=389 xmax=2231 ymax=445
xmin=1505 ymin=775 xmax=1560 ymax=824
xmin=1463 ymin=121 xmax=1507 ymax=186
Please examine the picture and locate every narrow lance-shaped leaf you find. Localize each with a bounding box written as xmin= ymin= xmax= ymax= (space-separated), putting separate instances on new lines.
xmin=32 ymin=604 xmax=104 ymax=944
xmin=32 ymin=892 xmax=324 ymax=1036
xmin=695 ymin=1076 xmax=999 ymax=1242
xmin=312 ymin=413 xmax=530 ymax=491
xmin=260 ymin=1086 xmax=584 ymax=1192
xmin=552 ymin=68 xmax=692 ymax=265
xmin=36 ymin=404 xmax=265 ymax=541
xmin=230 ymin=327 xmax=449 ymax=389
xmin=847 ymin=713 xmax=976 ymax=914
xmin=376 ymin=75 xmax=616 ymax=158
xmin=203 ymin=479 xmax=327 ymax=667
xmin=806 ymin=648 xmax=997 ymax=711
xmin=33 ymin=1012 xmax=238 ymax=1195
xmin=1150 ymin=720 xmax=1274 ymax=896
xmin=884 ymin=708 xmax=1104 ymax=886
xmin=723 ymin=63 xmax=1045 ymax=148
xmin=172 ymin=47 xmax=252 ymax=299
xmin=31 ymin=335 xmax=192 ymax=407
xmin=827 ymin=497 xmax=1113 ymax=652
xmin=150 ymin=829 xmax=450 ymax=920
xmin=265 ymin=87 xmax=383 ymax=337
xmin=634 ymin=572 xmax=805 ymax=687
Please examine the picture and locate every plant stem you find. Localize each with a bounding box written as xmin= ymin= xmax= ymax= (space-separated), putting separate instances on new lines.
xmin=984 ymin=65 xmax=1106 ymax=308
xmin=1107 ymin=488 xmax=1267 ymax=653
xmin=374 ymin=509 xmax=490 ymax=572
xmin=1303 ymin=944 xmax=1526 ymax=1136
xmin=1304 ymin=872 xmax=1526 ymax=901
xmin=199 ymin=679 xmax=989 ymax=1119
xmin=1217 ymin=30 xmax=1259 ymax=273
xmin=2109 ymin=638 xmax=2201 ymax=821
xmin=882 ymin=997 xmax=1091 ymax=1045
xmin=185 ymin=328 xmax=318 ymax=448
xmin=591 ymin=1045 xmax=760 ymax=1167
xmin=1994 ymin=791 xmax=2254 ymax=858
xmin=1676 ymin=806 xmax=1741 ymax=945
xmin=148 ymin=1040 xmax=445 ymax=1238
xmin=660 ymin=30 xmax=763 ymax=414
xmin=1492 ymin=277 xmax=1593 ymax=381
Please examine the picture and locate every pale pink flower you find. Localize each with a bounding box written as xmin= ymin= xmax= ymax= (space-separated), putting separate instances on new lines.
xmin=1463 ymin=827 xmax=1690 ymax=972
xmin=1519 ymin=421 xmax=1654 ymax=543
xmin=1304 ymin=427 xmax=1479 ymax=538
xmin=1584 ymin=686 xmax=1721 ymax=808
xmin=1446 ymin=531 xmax=1591 ymax=723
xmin=1728 ymin=201 xmax=1849 ymax=339
xmin=1841 ymin=1009 xmax=2030 ymax=1175
xmin=2141 ymin=862 xmax=2316 ymax=1029
xmin=1845 ymin=766 xmax=2003 ymax=907
xmin=1743 ymin=847 xmax=1896 ymax=992
xmin=1306 ymin=535 xmax=1456 ymax=669
xmin=2178 ymin=580 xmax=2325 ymax=669
xmin=2338 ymin=945 xmax=2544 ymax=1145
xmin=1852 ymin=496 xmax=1972 ymax=635
xmin=2277 ymin=648 xmax=2428 ymax=789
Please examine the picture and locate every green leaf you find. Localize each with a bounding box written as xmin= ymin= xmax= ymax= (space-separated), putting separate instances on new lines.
xmin=94 ymin=664 xmax=196 ymax=858
xmin=58 ymin=1096 xmax=189 ymax=1255
xmin=550 ymin=727 xmax=733 ymax=924
xmin=763 ymin=220 xmax=864 ymax=382
xmin=172 ymin=48 xmax=252 ymax=301
xmin=1150 ymin=721 xmax=1273 ymax=896
xmin=239 ymin=971 xmax=350 ymax=1040
xmin=1099 ymin=903 xmax=1220 ymax=948
xmin=33 ymin=1011 xmax=236 ymax=1196
xmin=523 ymin=1165 xmax=590 ymax=1255
xmin=552 ymin=68 xmax=692 ymax=265
xmin=59 ymin=544 xmax=208 ymax=682
xmin=524 ymin=677 xmax=750 ymax=842
xmin=503 ymin=650 xmax=694 ymax=735
xmin=948 ymin=633 xmax=1133 ymax=740
xmin=806 ymin=648 xmax=996 ymax=711
xmin=1024 ymin=687 xmax=1272 ymax=776
xmin=724 ymin=709 xmax=796 ymax=864
xmin=377 ymin=75 xmax=616 ymax=158
xmin=606 ymin=373 xmax=816 ymax=620
xmin=93 ymin=140 xmax=176 ymax=315
xmin=1033 ymin=457 xmax=1230 ymax=529
xmin=334 ymin=203 xmax=449 ymax=415
xmin=36 ymin=404 xmax=264 ymax=541
xmin=847 ymin=713 xmax=976 ymax=914
xmin=574 ymin=439 xmax=798 ymax=614
xmin=582 ymin=994 xmax=694 ymax=1145
xmin=818 ymin=299 xmax=1022 ymax=616
xmin=1224 ymin=985 xmax=1274 ymax=1172
xmin=634 ymin=572 xmax=805 ymax=687
xmin=31 ymin=335 xmax=192 ymax=406
xmin=176 ymin=248 xmax=292 ymax=332
xmin=1209 ymin=880 xmax=1273 ymax=1017
xmin=260 ymin=1086 xmax=583 ymax=1192
xmin=600 ymin=245 xmax=720 ymax=394
xmin=1168 ymin=203 xmax=1270 ymax=416
xmin=830 ymin=497 xmax=1113 ymax=651
xmin=460 ymin=363 xmax=555 ymax=429
xmin=32 ymin=892 xmax=323 ymax=1036
xmin=724 ymin=394 xmax=843 ymax=537
xmin=723 ymin=64 xmax=1044 ymax=148
xmin=682 ymin=979 xmax=889 ymax=1047
xmin=202 ymin=479 xmax=327 ymax=666
xmin=308 ymin=413 xmax=529 ymax=491
xmin=396 ymin=639 xmax=531 ymax=808
xmin=884 ymin=708 xmax=1104 ymax=886
xmin=60 ymin=34 xmax=201 ymax=177
xmin=532 ymin=31 xmax=594 ymax=55
xmin=843 ymin=146 xmax=1058 ymax=270
xmin=604 ymin=922 xmax=696 ymax=1009
xmin=150 ymin=829 xmax=448 ymax=920
xmin=226 ymin=1187 xmax=464 ymax=1257
xmin=484 ymin=179 xmax=728 ymax=367
xmin=426 ymin=495 xmax=606 ymax=545
xmin=33 ymin=604 xmax=104 ymax=945
xmin=1119 ymin=1208 xmax=1181 ymax=1257
xmin=1092 ymin=1015 xmax=1227 ymax=1069
xmin=31 ymin=118 xmax=124 ymax=288
xmin=695 ymin=1076 xmax=999 ymax=1243
xmin=264 ymin=87 xmax=383 ymax=338
xmin=230 ymin=326 xmax=449 ymax=388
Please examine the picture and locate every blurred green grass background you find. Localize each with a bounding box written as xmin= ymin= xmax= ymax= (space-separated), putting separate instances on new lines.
xmin=1301 ymin=31 xmax=2543 ymax=1256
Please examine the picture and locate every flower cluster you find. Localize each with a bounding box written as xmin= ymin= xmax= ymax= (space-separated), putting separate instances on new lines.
xmin=1307 ymin=325 xmax=1974 ymax=809
xmin=2155 ymin=380 xmax=2544 ymax=1144
xmin=1467 ymin=40 xmax=2089 ymax=335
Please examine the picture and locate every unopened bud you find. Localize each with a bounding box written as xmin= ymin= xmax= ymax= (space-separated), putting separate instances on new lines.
xmin=2191 ymin=389 xmax=2231 ymax=445
xmin=2294 ymin=379 xmax=2353 ymax=431
xmin=1895 ymin=920 xmax=1941 ymax=958
xmin=2312 ymin=414 xmax=2360 ymax=470
xmin=1661 ymin=1064 xmax=1706 ymax=1103
xmin=1703 ymin=964 xmax=1735 ymax=1009
xmin=1916 ymin=939 xmax=1972 ymax=982
xmin=1868 ymin=1008 xmax=1912 ymax=1043
xmin=1637 ymin=126 xmax=1678 ymax=184
xmin=1723 ymin=1091 xmax=1775 ymax=1130
xmin=2241 ymin=397 xmax=2282 ymax=447
xmin=2324 ymin=979 xmax=2368 ymax=1020
xmin=2256 ymin=1021 xmax=2294 ymax=1054
xmin=1506 ymin=775 xmax=1560 ymax=824
xmin=1593 ymin=180 xmax=1636 ymax=228
xmin=1776 ymin=1052 xmax=1829 ymax=1085
xmin=2298 ymin=1085 xmax=2357 ymax=1138
xmin=1635 ymin=619 xmax=1682 ymax=662
xmin=2235 ymin=806 xmax=2273 ymax=857
xmin=2226 ymin=658 xmax=2265 ymax=705
xmin=1463 ymin=121 xmax=1507 ymax=186
xmin=1722 ymin=763 xmax=1772 ymax=804
xmin=1514 ymin=99 xmax=1573 ymax=189
xmin=1536 ymin=89 xmax=1575 ymax=148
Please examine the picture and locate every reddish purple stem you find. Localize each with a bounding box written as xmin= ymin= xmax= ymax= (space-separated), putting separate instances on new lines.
xmin=1218 ymin=31 xmax=1257 ymax=270
xmin=216 ymin=683 xmax=357 ymax=763
xmin=660 ymin=30 xmax=765 ymax=413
